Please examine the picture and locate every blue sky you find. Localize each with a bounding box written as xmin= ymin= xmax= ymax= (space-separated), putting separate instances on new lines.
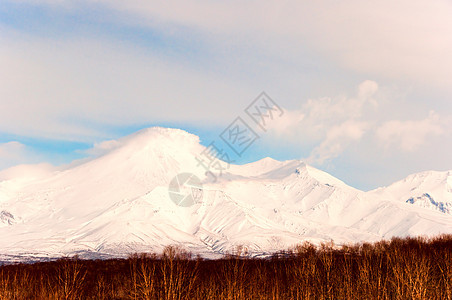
xmin=1 ymin=0 xmax=451 ymax=190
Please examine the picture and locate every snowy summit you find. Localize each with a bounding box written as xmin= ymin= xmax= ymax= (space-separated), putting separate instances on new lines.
xmin=0 ymin=127 xmax=451 ymax=261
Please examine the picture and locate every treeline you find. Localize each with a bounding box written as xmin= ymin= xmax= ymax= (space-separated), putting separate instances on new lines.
xmin=0 ymin=234 xmax=451 ymax=299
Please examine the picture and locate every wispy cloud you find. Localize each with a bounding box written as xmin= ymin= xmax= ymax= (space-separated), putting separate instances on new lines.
xmin=376 ymin=111 xmax=446 ymax=152
xmin=266 ymin=80 xmax=378 ymax=163
xmin=0 ymin=28 xmax=255 ymax=140
xmin=0 ymin=142 xmax=40 ymax=170
xmin=1 ymin=0 xmax=451 ymax=189
xmin=265 ymin=80 xmax=450 ymax=167
xmin=29 ymin=0 xmax=451 ymax=89
xmin=308 ymin=120 xmax=368 ymax=164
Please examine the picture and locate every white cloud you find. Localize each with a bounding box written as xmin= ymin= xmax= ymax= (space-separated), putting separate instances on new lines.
xmin=1 ymin=0 xmax=451 ymax=188
xmin=358 ymin=80 xmax=379 ymax=106
xmin=376 ymin=111 xmax=446 ymax=152
xmin=0 ymin=142 xmax=40 ymax=170
xmin=269 ymin=80 xmax=379 ymax=134
xmin=0 ymin=28 xmax=255 ymax=141
xmin=2 ymin=0 xmax=452 ymax=143
xmin=66 ymin=0 xmax=452 ymax=89
xmin=8 ymin=0 xmax=452 ymax=90
xmin=83 ymin=139 xmax=123 ymax=157
xmin=307 ymin=120 xmax=368 ymax=164
xmin=264 ymin=80 xmax=450 ymax=165
xmin=0 ymin=142 xmax=26 ymax=158
xmin=265 ymin=80 xmax=378 ymax=163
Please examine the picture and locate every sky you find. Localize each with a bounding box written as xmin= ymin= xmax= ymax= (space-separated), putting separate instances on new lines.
xmin=0 ymin=0 xmax=451 ymax=190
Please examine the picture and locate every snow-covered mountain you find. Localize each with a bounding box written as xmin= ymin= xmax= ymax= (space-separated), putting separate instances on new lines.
xmin=370 ymin=170 xmax=452 ymax=214
xmin=0 ymin=127 xmax=451 ymax=261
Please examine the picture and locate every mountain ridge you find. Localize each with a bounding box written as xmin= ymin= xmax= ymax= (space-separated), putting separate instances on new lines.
xmin=0 ymin=127 xmax=450 ymax=261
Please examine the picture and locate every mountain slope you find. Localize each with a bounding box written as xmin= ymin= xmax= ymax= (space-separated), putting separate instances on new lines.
xmin=370 ymin=170 xmax=452 ymax=214
xmin=0 ymin=127 xmax=451 ymax=261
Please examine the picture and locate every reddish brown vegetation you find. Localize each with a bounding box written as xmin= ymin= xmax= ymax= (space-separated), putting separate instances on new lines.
xmin=0 ymin=234 xmax=451 ymax=299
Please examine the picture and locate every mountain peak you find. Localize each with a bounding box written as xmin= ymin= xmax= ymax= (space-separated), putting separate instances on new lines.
xmin=83 ymin=127 xmax=202 ymax=160
xmin=112 ymin=127 xmax=201 ymax=151
xmin=130 ymin=127 xmax=200 ymax=141
xmin=0 ymin=127 xmax=450 ymax=260
xmin=372 ymin=169 xmax=452 ymax=214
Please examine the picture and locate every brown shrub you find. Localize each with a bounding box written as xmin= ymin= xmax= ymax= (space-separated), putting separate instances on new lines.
xmin=0 ymin=234 xmax=450 ymax=299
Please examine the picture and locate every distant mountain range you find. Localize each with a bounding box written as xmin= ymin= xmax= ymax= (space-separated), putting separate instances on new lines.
xmin=0 ymin=127 xmax=450 ymax=262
